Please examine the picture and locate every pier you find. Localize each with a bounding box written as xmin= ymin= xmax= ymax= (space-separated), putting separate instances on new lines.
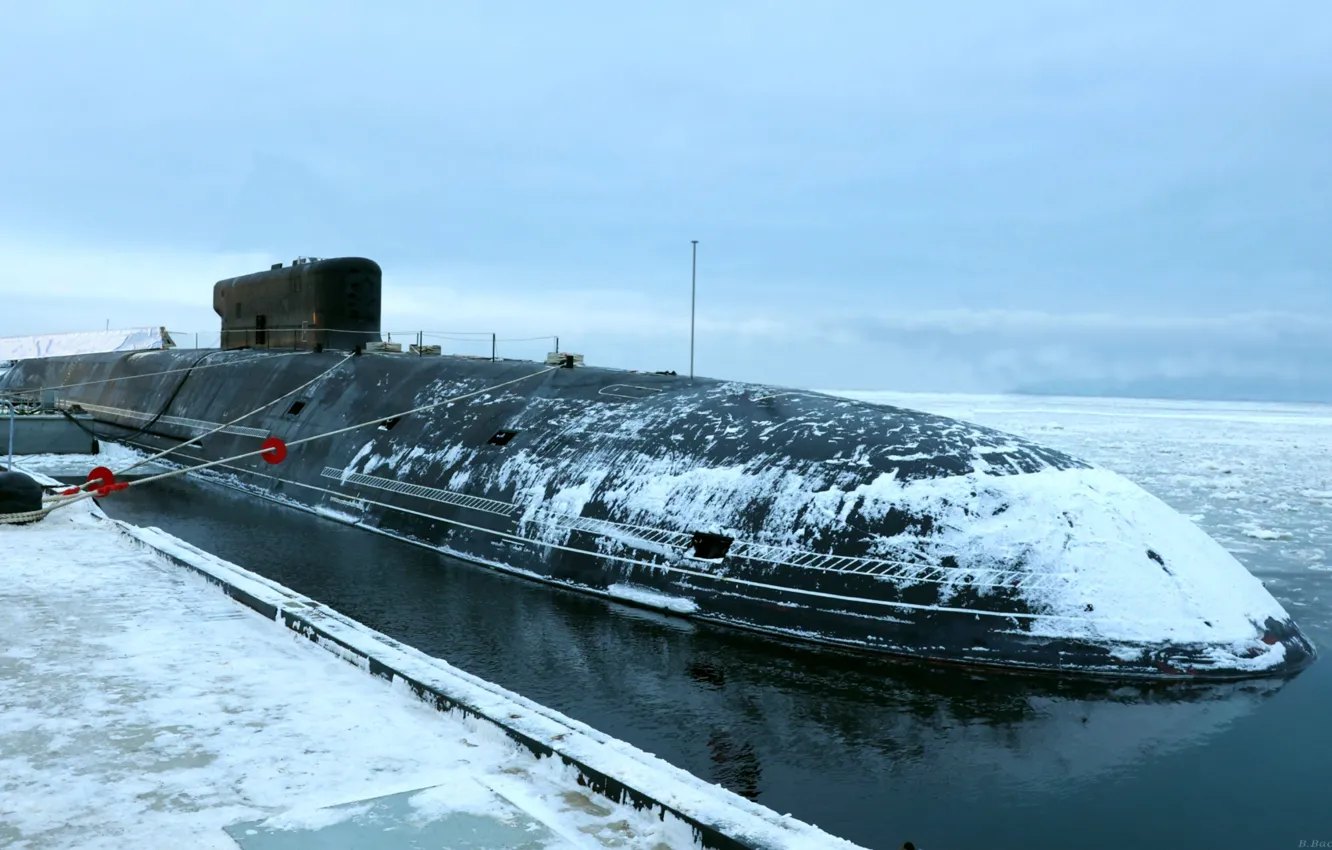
xmin=3 ymin=398 xmax=98 ymax=459
xmin=1 ymin=461 xmax=865 ymax=850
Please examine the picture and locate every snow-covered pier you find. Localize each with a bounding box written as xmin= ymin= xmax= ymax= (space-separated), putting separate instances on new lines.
xmin=0 ymin=467 xmax=865 ymax=850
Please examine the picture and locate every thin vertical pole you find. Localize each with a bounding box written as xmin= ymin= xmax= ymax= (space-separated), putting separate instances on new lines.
xmin=7 ymin=403 xmax=14 ymax=469
xmin=690 ymin=240 xmax=698 ymax=380
xmin=555 ymin=336 xmax=560 ymax=354
xmin=195 ymin=332 xmax=198 ymax=349
xmin=491 ymin=333 xmax=497 ymax=362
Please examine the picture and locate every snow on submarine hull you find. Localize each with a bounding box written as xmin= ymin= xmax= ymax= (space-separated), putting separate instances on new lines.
xmin=1 ymin=348 xmax=1315 ymax=680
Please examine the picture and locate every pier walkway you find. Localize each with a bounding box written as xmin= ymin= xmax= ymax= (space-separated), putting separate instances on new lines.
xmin=1 ymin=459 xmax=863 ymax=850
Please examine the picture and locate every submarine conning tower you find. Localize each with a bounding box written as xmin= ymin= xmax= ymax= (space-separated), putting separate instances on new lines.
xmin=212 ymin=256 xmax=382 ymax=352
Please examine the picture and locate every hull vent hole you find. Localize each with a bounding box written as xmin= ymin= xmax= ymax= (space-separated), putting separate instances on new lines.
xmin=690 ymin=532 xmax=733 ymax=560
xmin=378 ymin=417 xmax=401 ymax=431
xmin=488 ymin=430 xmax=519 ymax=446
xmin=286 ymin=401 xmax=306 ymax=417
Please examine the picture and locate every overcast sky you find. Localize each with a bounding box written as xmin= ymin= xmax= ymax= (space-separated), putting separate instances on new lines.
xmin=1 ymin=2 xmax=1328 ymax=396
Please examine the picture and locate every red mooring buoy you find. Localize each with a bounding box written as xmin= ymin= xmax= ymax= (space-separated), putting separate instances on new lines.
xmin=87 ymin=466 xmax=115 ymax=493
xmin=261 ymin=436 xmax=288 ymax=465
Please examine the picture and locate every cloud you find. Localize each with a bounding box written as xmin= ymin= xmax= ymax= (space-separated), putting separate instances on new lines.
xmin=0 ymin=238 xmax=799 ymax=365
xmin=846 ymin=307 xmax=1332 ymax=338
xmin=2 ymin=3 xmax=1330 ymax=399
xmin=381 ymin=272 xmax=795 ymax=340
xmin=0 ymin=233 xmax=268 ymax=308
xmin=4 ymin=236 xmax=1328 ymax=398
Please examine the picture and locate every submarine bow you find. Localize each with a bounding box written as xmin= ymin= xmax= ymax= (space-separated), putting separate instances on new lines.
xmin=470 ymin=381 xmax=1311 ymax=678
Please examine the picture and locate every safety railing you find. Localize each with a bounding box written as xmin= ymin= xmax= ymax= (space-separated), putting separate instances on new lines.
xmin=164 ymin=328 xmax=561 ymax=363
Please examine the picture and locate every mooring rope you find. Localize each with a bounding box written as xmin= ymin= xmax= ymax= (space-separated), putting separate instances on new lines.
xmin=116 ymin=353 xmax=356 ymax=478
xmin=280 ymin=364 xmax=557 ymax=453
xmin=0 ymin=363 xmax=558 ymax=525
xmin=38 ymin=352 xmax=357 ymax=503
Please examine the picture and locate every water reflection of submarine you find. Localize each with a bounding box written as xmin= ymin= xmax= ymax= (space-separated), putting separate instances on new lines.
xmin=687 ymin=659 xmax=727 ymax=689
xmin=686 ymin=659 xmax=763 ymax=800
xmin=604 ymin=593 xmax=698 ymax=633
xmin=657 ymin=634 xmax=1288 ymax=802
xmin=707 ymin=731 xmax=763 ymax=801
xmin=748 ymin=667 xmax=1286 ymax=796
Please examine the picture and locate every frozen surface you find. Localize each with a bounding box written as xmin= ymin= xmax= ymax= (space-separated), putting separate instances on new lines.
xmin=608 ymin=582 xmax=700 ymax=614
xmin=4 ymin=443 xmax=156 ymax=475
xmin=0 ymin=500 xmax=720 ymax=850
xmin=116 ymin=523 xmax=861 ymax=850
xmin=0 ymin=328 xmax=170 ymax=363
xmin=841 ymin=464 xmax=1291 ymax=649
xmin=0 ymin=482 xmax=863 ymax=850
xmin=825 ymin=391 xmax=1332 ymax=642
xmin=226 ymin=784 xmax=562 ymax=849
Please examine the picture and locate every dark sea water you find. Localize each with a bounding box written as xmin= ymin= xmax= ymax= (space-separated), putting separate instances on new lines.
xmin=95 ymin=395 xmax=1332 ymax=850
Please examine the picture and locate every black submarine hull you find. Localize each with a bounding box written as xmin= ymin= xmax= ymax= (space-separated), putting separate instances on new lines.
xmin=1 ymin=348 xmax=1315 ymax=680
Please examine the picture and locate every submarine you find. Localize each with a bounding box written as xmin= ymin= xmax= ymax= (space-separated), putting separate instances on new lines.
xmin=0 ymin=256 xmax=1315 ymax=679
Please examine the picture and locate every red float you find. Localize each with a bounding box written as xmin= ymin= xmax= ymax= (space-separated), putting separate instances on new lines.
xmin=88 ymin=467 xmax=115 ymax=489
xmin=261 ymin=436 xmax=288 ymax=465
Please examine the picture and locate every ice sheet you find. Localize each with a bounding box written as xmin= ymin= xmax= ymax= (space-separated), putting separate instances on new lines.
xmin=0 ymin=328 xmax=170 ymax=362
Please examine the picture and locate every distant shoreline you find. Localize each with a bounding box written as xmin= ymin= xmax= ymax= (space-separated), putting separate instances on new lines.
xmin=1009 ymin=383 xmax=1332 ymax=406
xmin=818 ymin=388 xmax=1332 ymax=409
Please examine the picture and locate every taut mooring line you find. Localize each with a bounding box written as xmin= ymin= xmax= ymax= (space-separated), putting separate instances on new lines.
xmin=3 ymin=363 xmax=559 ymax=524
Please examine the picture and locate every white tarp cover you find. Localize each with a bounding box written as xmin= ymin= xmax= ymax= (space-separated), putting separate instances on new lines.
xmin=0 ymin=327 xmax=173 ymax=363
